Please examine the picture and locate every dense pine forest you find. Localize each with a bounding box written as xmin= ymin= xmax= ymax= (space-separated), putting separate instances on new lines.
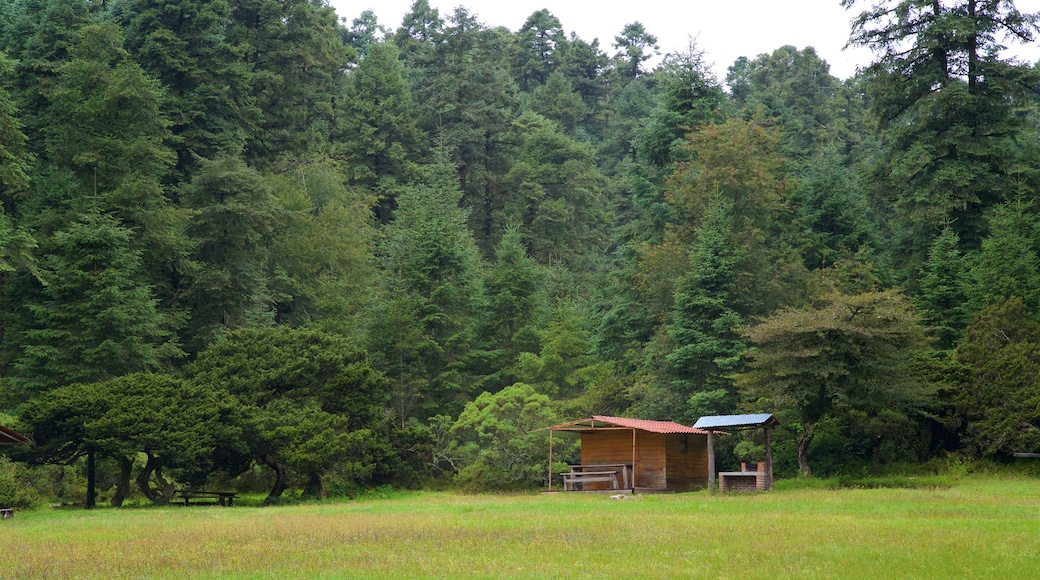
xmin=1 ymin=0 xmax=1040 ymax=505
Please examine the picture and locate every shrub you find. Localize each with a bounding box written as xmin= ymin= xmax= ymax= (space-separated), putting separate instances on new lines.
xmin=0 ymin=456 xmax=41 ymax=509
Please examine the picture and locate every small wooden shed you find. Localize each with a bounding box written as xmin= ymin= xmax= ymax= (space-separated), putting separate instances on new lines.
xmin=548 ymin=416 xmax=712 ymax=492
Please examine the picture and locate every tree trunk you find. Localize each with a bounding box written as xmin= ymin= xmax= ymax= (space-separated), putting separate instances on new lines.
xmin=112 ymin=457 xmax=133 ymax=507
xmin=86 ymin=448 xmax=96 ymax=509
xmin=155 ymin=464 xmax=177 ymax=504
xmin=302 ymin=472 xmax=324 ymax=499
xmin=796 ymin=426 xmax=815 ymax=478
xmin=263 ymin=454 xmax=289 ymax=500
xmin=136 ymin=453 xmax=160 ymax=503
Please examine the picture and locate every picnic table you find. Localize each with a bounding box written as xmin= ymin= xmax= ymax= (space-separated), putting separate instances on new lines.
xmin=0 ymin=508 xmax=13 ymax=519
xmin=176 ymin=490 xmax=238 ymax=506
xmin=560 ymin=464 xmax=631 ymax=491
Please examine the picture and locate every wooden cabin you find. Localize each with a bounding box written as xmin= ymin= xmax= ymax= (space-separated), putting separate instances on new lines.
xmin=548 ymin=416 xmax=711 ymax=492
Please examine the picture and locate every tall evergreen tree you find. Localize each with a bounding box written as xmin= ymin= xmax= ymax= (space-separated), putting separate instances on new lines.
xmin=181 ymin=154 xmax=285 ymax=351
xmin=666 ymin=200 xmax=747 ymax=421
xmin=405 ymin=7 xmax=517 ymax=251
xmin=611 ymin=22 xmax=658 ymax=80
xmin=335 ymin=39 xmax=424 ymax=219
xmin=969 ymin=201 xmax=1040 ymax=313
xmin=639 ymin=41 xmax=727 ymax=167
xmin=369 ymin=156 xmax=481 ymax=421
xmin=917 ymin=227 xmax=972 ymax=349
xmin=512 ymin=9 xmax=567 ymax=91
xmin=955 ymin=297 xmax=1040 ymax=457
xmin=845 ymin=0 xmax=1040 ymax=253
xmin=471 ymin=227 xmax=546 ymax=391
xmin=118 ymin=0 xmax=250 ymax=177
xmin=501 ymin=113 xmax=609 ymax=267
xmin=6 ymin=209 xmax=181 ymax=396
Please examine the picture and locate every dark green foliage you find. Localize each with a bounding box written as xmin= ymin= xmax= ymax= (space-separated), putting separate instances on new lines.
xmin=471 ymin=227 xmax=546 ymax=391
xmin=733 ymin=46 xmax=849 ymax=158
xmin=639 ymin=42 xmax=727 ymax=167
xmin=917 ymin=228 xmax=972 ymax=349
xmin=224 ymin=0 xmax=354 ymax=166
xmin=0 ymin=455 xmax=40 ymax=509
xmin=369 ymin=157 xmax=480 ymax=422
xmin=790 ymin=149 xmax=877 ymax=271
xmin=512 ymin=9 xmax=566 ymax=91
xmin=335 ymin=39 xmax=424 ymax=209
xmin=182 ymin=154 xmax=284 ymax=350
xmin=665 ymin=200 xmax=746 ymax=421
xmin=501 ymin=113 xmax=609 ymax=267
xmin=955 ymin=297 xmax=1040 ymax=457
xmin=611 ymin=22 xmax=658 ymax=80
xmin=845 ymin=0 xmax=1040 ymax=253
xmin=404 ymin=7 xmax=517 ymax=252
xmin=969 ymin=202 xmax=1040 ymax=313
xmin=20 ymin=373 xmax=243 ymax=505
xmin=267 ymin=160 xmax=378 ymax=335
xmin=187 ymin=326 xmax=390 ymax=499
xmin=6 ymin=210 xmax=181 ymax=395
xmin=117 ymin=0 xmax=275 ymax=178
xmin=737 ymin=289 xmax=932 ymax=476
xmin=527 ymin=71 xmax=587 ymax=133
xmin=4 ymin=0 xmax=1040 ymax=494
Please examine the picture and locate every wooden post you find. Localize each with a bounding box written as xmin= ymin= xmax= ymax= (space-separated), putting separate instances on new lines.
xmin=763 ymin=427 xmax=773 ymax=491
xmin=547 ymin=429 xmax=554 ymax=491
xmin=631 ymin=428 xmax=637 ymax=489
xmin=707 ymin=431 xmax=716 ymax=491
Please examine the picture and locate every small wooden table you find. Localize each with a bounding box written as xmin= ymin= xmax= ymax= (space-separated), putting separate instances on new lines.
xmin=176 ymin=490 xmax=238 ymax=506
xmin=0 ymin=508 xmax=13 ymax=519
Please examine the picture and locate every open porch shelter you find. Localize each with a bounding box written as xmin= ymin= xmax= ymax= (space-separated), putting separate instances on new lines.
xmin=693 ymin=413 xmax=780 ymax=491
xmin=547 ymin=416 xmax=712 ymax=492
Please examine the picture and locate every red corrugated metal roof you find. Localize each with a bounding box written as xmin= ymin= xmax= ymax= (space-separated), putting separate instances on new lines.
xmin=550 ymin=415 xmax=708 ymax=434
xmin=0 ymin=424 xmax=30 ymax=446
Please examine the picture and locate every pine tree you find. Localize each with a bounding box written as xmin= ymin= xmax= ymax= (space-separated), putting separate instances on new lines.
xmin=7 ymin=209 xmax=181 ymax=395
xmin=181 ymin=154 xmax=285 ymax=351
xmin=918 ymin=228 xmax=972 ymax=349
xmin=666 ymin=200 xmax=747 ymax=421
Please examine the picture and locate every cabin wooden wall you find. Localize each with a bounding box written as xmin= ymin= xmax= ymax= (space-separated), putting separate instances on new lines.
xmin=664 ymin=433 xmax=709 ymax=491
xmin=636 ymin=432 xmax=666 ymax=489
xmin=580 ymin=430 xmax=631 ymax=490
xmin=578 ymin=430 xmax=709 ymax=491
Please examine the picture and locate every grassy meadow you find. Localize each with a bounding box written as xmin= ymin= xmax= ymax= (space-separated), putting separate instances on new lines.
xmin=2 ymin=476 xmax=1039 ymax=579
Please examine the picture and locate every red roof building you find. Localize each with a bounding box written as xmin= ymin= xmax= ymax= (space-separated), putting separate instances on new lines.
xmin=548 ymin=416 xmax=711 ymax=492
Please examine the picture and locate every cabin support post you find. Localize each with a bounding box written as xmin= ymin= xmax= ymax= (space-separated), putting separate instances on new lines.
xmin=631 ymin=428 xmax=637 ymax=489
xmin=763 ymin=427 xmax=773 ymax=491
xmin=707 ymin=431 xmax=716 ymax=491
xmin=547 ymin=429 xmax=554 ymax=491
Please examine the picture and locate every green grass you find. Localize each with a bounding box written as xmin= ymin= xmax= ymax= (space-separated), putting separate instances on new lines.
xmin=2 ymin=476 xmax=1040 ymax=578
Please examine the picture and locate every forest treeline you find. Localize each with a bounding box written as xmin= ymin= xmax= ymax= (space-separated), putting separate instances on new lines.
xmin=1 ymin=0 xmax=1040 ymax=505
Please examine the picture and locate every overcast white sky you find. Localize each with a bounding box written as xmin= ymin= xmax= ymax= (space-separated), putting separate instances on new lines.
xmin=329 ymin=0 xmax=1040 ymax=82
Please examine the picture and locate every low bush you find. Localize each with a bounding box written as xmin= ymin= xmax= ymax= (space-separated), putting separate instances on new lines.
xmin=0 ymin=455 xmax=40 ymax=509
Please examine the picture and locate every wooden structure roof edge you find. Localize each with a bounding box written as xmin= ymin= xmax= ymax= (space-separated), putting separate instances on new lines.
xmin=0 ymin=424 xmax=30 ymax=446
xmin=549 ymin=415 xmax=710 ymax=435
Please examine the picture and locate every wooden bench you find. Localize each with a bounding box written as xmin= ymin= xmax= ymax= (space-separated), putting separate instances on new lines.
xmin=561 ymin=469 xmax=620 ymax=491
xmin=0 ymin=508 xmax=13 ymax=520
xmin=176 ymin=490 xmax=238 ymax=506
